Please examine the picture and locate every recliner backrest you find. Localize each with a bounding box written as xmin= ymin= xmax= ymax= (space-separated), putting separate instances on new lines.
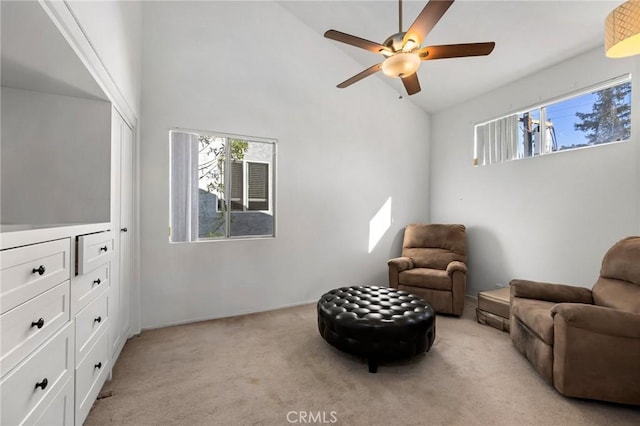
xmin=401 ymin=224 xmax=467 ymax=269
xmin=592 ymin=236 xmax=640 ymax=314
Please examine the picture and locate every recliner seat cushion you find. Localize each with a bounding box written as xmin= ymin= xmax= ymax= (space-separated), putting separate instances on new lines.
xmin=511 ymin=299 xmax=556 ymax=344
xmin=399 ymin=268 xmax=451 ymax=291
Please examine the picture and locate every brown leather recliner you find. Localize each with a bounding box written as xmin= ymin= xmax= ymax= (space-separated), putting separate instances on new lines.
xmin=388 ymin=224 xmax=467 ymax=316
xmin=510 ymin=236 xmax=640 ymax=405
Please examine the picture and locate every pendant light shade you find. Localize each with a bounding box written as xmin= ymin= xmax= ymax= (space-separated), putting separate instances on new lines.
xmin=605 ymin=0 xmax=640 ymax=58
xmin=381 ymin=53 xmax=421 ymax=78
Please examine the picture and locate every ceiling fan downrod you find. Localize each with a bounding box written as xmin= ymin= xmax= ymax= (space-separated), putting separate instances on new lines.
xmin=399 ymin=0 xmax=403 ymax=32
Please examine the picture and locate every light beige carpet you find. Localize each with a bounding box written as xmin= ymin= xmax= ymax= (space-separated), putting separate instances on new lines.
xmin=86 ymin=297 xmax=639 ymax=425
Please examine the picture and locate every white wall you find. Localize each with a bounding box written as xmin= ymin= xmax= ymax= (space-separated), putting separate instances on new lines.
xmin=140 ymin=1 xmax=431 ymax=328
xmin=1 ymin=87 xmax=111 ymax=224
xmin=430 ymin=47 xmax=640 ymax=295
xmin=66 ymin=0 xmax=142 ymax=117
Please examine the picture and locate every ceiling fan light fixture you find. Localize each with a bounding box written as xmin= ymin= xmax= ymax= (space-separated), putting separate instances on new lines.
xmin=381 ymin=52 xmax=420 ymax=78
xmin=402 ymin=38 xmax=418 ymax=52
xmin=605 ymin=0 xmax=640 ymax=58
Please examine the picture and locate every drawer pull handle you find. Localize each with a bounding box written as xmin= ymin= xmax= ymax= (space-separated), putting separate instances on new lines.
xmin=121 ymin=227 xmax=128 ymax=232
xmin=95 ymin=362 xmax=102 ymax=369
xmin=31 ymin=318 xmax=45 ymax=329
xmin=94 ymin=316 xmax=102 ymax=324
xmin=35 ymin=378 xmax=48 ymax=390
xmin=93 ymin=278 xmax=102 ymax=285
xmin=99 ymin=246 xmax=108 ymax=252
xmin=32 ymin=265 xmax=46 ymax=275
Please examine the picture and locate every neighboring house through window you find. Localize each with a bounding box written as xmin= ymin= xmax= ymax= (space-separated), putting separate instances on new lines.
xmin=229 ymin=161 xmax=270 ymax=212
xmin=170 ymin=129 xmax=276 ymax=242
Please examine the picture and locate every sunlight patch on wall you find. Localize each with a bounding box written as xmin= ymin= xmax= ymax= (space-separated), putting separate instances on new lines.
xmin=368 ymin=197 xmax=392 ymax=253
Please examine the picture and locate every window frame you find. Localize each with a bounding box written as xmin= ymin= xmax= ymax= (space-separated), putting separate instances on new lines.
xmin=474 ymin=74 xmax=632 ymax=166
xmin=169 ymin=128 xmax=277 ymax=242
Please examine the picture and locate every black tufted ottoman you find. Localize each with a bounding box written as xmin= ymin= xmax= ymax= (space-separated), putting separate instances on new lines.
xmin=317 ymin=285 xmax=436 ymax=373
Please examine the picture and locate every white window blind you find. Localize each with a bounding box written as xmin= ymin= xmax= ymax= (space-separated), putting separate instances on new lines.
xmin=475 ymin=114 xmax=519 ymax=166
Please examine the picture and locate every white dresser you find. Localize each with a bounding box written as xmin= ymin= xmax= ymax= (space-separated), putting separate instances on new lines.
xmin=72 ymin=231 xmax=114 ymax=424
xmin=1 ymin=2 xmax=137 ymax=424
xmin=0 ymin=224 xmax=116 ymax=425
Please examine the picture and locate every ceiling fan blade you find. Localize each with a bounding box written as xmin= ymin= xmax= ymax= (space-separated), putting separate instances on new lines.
xmin=401 ymin=72 xmax=421 ymax=96
xmin=403 ymin=0 xmax=454 ymax=47
xmin=324 ymin=30 xmax=389 ymax=54
xmin=418 ymin=42 xmax=495 ymax=60
xmin=336 ymin=63 xmax=383 ymax=88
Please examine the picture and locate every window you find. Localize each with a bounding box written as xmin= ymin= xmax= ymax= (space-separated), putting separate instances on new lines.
xmin=170 ymin=129 xmax=276 ymax=242
xmin=474 ymin=76 xmax=632 ymax=166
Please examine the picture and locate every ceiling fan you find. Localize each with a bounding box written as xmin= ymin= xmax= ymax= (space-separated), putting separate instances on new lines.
xmin=324 ymin=0 xmax=495 ymax=96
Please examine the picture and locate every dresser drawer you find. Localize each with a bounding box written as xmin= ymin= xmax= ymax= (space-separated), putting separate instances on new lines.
xmin=28 ymin=375 xmax=73 ymax=426
xmin=75 ymin=331 xmax=109 ymax=425
xmin=0 ymin=322 xmax=73 ymax=426
xmin=77 ymin=232 xmax=114 ymax=275
xmin=0 ymin=238 xmax=70 ymax=314
xmin=76 ymin=290 xmax=109 ymax=365
xmin=72 ymin=261 xmax=109 ymax=313
xmin=1 ymin=281 xmax=70 ymax=376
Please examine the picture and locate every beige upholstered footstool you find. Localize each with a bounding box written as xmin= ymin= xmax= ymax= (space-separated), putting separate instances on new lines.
xmin=476 ymin=287 xmax=510 ymax=332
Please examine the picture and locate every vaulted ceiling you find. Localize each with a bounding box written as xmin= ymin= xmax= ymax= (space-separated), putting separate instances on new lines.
xmin=281 ymin=0 xmax=618 ymax=114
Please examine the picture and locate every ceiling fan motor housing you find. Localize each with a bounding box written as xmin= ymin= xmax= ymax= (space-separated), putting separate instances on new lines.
xmin=384 ymin=32 xmax=409 ymax=53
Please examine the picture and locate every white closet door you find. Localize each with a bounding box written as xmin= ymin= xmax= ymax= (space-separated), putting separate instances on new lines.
xmin=118 ymin=117 xmax=133 ymax=346
xmin=110 ymin=109 xmax=133 ymax=357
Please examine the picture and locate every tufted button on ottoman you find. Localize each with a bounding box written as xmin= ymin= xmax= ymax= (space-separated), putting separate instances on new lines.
xmin=317 ymin=285 xmax=436 ymax=373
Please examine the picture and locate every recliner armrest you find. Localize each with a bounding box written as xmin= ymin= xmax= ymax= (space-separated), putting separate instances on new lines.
xmin=551 ymin=303 xmax=640 ymax=339
xmin=387 ymin=257 xmax=414 ymax=272
xmin=446 ymin=261 xmax=467 ymax=276
xmin=510 ymin=279 xmax=593 ymax=304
